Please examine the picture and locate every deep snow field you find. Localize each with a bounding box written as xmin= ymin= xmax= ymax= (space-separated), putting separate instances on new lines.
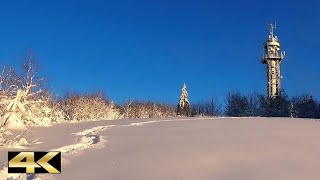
xmin=1 ymin=117 xmax=320 ymax=180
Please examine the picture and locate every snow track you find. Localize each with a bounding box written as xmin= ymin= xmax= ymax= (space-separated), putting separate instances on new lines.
xmin=0 ymin=118 xmax=208 ymax=180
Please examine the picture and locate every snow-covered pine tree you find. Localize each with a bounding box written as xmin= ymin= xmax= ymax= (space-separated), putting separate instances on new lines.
xmin=177 ymin=83 xmax=191 ymax=117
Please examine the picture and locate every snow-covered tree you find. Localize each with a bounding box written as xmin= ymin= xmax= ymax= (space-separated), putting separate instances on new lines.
xmin=0 ymin=53 xmax=59 ymax=128
xmin=177 ymin=83 xmax=191 ymax=116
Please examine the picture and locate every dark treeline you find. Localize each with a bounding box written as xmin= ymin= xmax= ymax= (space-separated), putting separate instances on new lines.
xmin=193 ymin=90 xmax=320 ymax=119
xmin=192 ymin=96 xmax=222 ymax=117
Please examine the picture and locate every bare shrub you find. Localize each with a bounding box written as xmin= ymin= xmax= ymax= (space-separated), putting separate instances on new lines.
xmin=192 ymin=96 xmax=221 ymax=117
xmin=122 ymin=100 xmax=176 ymax=119
xmin=62 ymin=91 xmax=122 ymax=121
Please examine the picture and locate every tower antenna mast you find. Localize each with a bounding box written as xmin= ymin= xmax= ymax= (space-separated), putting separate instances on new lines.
xmin=269 ymin=23 xmax=275 ymax=38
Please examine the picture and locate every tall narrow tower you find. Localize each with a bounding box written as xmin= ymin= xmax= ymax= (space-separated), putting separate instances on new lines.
xmin=262 ymin=23 xmax=285 ymax=98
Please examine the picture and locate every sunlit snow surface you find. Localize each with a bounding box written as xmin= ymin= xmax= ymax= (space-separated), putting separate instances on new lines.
xmin=1 ymin=117 xmax=320 ymax=180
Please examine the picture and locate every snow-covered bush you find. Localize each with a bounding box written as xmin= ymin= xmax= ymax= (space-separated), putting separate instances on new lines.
xmin=62 ymin=92 xmax=122 ymax=121
xmin=50 ymin=99 xmax=66 ymax=123
xmin=122 ymin=100 xmax=176 ymax=119
xmin=0 ymin=66 xmax=17 ymax=120
xmin=0 ymin=89 xmax=27 ymax=129
xmin=22 ymin=91 xmax=59 ymax=126
xmin=0 ymin=54 xmax=59 ymax=128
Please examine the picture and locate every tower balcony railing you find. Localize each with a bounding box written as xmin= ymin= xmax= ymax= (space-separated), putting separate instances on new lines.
xmin=262 ymin=52 xmax=285 ymax=61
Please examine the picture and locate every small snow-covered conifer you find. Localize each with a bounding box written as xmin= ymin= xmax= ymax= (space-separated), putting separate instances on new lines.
xmin=177 ymin=83 xmax=191 ymax=116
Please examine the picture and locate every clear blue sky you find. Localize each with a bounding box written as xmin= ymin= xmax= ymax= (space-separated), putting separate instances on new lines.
xmin=0 ymin=0 xmax=319 ymax=104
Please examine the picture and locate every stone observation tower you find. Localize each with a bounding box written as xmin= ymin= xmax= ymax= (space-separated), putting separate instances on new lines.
xmin=262 ymin=23 xmax=285 ymax=98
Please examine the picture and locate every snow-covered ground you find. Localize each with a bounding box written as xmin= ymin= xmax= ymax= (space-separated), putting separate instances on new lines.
xmin=1 ymin=117 xmax=320 ymax=180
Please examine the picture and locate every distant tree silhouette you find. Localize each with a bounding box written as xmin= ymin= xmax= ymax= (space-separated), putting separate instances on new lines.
xmin=225 ymin=92 xmax=250 ymax=117
xmin=291 ymin=95 xmax=319 ymax=119
xmin=263 ymin=90 xmax=290 ymax=117
xmin=247 ymin=92 xmax=265 ymax=117
xmin=318 ymin=103 xmax=320 ymax=119
xmin=192 ymin=96 xmax=221 ymax=116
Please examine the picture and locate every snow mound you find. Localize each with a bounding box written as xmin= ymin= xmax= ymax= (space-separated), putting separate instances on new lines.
xmin=0 ymin=128 xmax=30 ymax=149
xmin=0 ymin=113 xmax=26 ymax=130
